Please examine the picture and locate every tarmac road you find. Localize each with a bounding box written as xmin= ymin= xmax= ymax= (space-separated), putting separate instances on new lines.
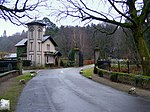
xmin=16 ymin=66 xmax=150 ymax=112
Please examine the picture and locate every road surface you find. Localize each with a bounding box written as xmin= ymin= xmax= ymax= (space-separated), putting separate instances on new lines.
xmin=16 ymin=66 xmax=150 ymax=112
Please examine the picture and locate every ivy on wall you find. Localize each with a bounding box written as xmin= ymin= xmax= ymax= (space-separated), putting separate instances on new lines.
xmin=17 ymin=46 xmax=27 ymax=58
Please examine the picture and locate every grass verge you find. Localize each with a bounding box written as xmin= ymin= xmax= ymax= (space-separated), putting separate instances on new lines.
xmin=82 ymin=67 xmax=94 ymax=78
xmin=0 ymin=72 xmax=34 ymax=112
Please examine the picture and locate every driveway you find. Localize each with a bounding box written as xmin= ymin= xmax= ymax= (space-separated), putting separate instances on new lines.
xmin=16 ymin=66 xmax=150 ymax=112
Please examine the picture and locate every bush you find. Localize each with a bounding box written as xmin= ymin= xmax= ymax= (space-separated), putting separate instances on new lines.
xmin=134 ymin=75 xmax=150 ymax=89
xmin=96 ymin=67 xmax=150 ymax=89
xmin=134 ymin=75 xmax=143 ymax=87
xmin=98 ymin=70 xmax=103 ymax=77
xmin=142 ymin=76 xmax=150 ymax=89
xmin=60 ymin=60 xmax=64 ymax=67
xmin=68 ymin=49 xmax=75 ymax=62
xmin=117 ymin=73 xmax=135 ymax=85
xmin=67 ymin=60 xmax=74 ymax=67
xmin=93 ymin=66 xmax=98 ymax=74
xmin=110 ymin=73 xmax=118 ymax=82
xmin=22 ymin=60 xmax=31 ymax=66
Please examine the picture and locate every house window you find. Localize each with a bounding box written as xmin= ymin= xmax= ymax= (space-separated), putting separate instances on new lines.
xmin=47 ymin=44 xmax=50 ymax=51
xmin=31 ymin=31 xmax=33 ymax=39
xmin=38 ymin=28 xmax=42 ymax=39
xmin=29 ymin=27 xmax=34 ymax=39
xmin=38 ymin=42 xmax=41 ymax=51
xmin=46 ymin=56 xmax=49 ymax=63
xmin=46 ymin=56 xmax=48 ymax=63
xmin=38 ymin=55 xmax=41 ymax=64
xmin=30 ymin=42 xmax=33 ymax=51
xmin=30 ymin=55 xmax=33 ymax=61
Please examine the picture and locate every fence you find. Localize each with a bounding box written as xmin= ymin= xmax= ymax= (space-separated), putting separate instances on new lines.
xmin=97 ymin=59 xmax=143 ymax=74
xmin=0 ymin=60 xmax=17 ymax=73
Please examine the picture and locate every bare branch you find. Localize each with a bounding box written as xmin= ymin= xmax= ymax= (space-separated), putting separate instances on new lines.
xmin=54 ymin=0 xmax=134 ymax=28
xmin=94 ymin=24 xmax=119 ymax=35
xmin=107 ymin=0 xmax=135 ymax=24
xmin=0 ymin=0 xmax=47 ymax=25
xmin=15 ymin=0 xmax=19 ymax=10
xmin=139 ymin=0 xmax=150 ymax=24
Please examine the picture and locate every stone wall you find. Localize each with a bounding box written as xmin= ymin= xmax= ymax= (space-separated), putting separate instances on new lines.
xmin=95 ymin=67 xmax=150 ymax=90
xmin=0 ymin=70 xmax=20 ymax=82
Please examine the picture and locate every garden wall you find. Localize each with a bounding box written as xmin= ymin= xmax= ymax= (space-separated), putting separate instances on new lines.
xmin=95 ymin=67 xmax=150 ymax=90
xmin=0 ymin=70 xmax=20 ymax=82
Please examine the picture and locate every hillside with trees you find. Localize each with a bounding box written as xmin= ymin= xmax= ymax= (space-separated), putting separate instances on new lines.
xmin=54 ymin=24 xmax=136 ymax=60
xmin=0 ymin=18 xmax=140 ymax=61
xmin=0 ymin=30 xmax=27 ymax=52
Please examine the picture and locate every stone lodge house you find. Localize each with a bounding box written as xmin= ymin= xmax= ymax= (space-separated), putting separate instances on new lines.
xmin=15 ymin=20 xmax=61 ymax=67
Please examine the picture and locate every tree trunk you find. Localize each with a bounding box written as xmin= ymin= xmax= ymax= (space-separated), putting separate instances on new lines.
xmin=132 ymin=27 xmax=150 ymax=75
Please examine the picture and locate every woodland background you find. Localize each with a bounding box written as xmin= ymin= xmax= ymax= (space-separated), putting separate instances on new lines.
xmin=0 ymin=17 xmax=150 ymax=61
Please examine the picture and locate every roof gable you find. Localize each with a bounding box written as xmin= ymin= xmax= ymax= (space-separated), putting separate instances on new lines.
xmin=15 ymin=39 xmax=27 ymax=47
xmin=15 ymin=36 xmax=57 ymax=47
xmin=42 ymin=36 xmax=58 ymax=47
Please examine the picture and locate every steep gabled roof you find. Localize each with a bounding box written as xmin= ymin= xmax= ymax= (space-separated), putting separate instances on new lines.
xmin=42 ymin=36 xmax=58 ymax=47
xmin=15 ymin=36 xmax=58 ymax=47
xmin=54 ymin=51 xmax=62 ymax=56
xmin=15 ymin=39 xmax=28 ymax=47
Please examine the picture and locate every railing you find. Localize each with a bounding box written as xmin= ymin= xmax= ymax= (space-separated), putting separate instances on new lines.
xmin=97 ymin=59 xmax=143 ymax=74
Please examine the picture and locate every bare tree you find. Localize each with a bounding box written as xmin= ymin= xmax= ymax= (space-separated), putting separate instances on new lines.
xmin=0 ymin=0 xmax=47 ymax=25
xmin=54 ymin=0 xmax=150 ymax=75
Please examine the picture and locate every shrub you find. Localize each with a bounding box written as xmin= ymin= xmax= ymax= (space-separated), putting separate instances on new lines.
xmin=110 ymin=73 xmax=118 ymax=82
xmin=96 ymin=67 xmax=150 ymax=89
xmin=134 ymin=75 xmax=143 ymax=87
xmin=135 ymin=75 xmax=150 ymax=89
xmin=60 ymin=60 xmax=64 ymax=67
xmin=142 ymin=76 xmax=150 ymax=89
xmin=67 ymin=60 xmax=74 ymax=67
xmin=68 ymin=49 xmax=75 ymax=62
xmin=93 ymin=66 xmax=98 ymax=74
xmin=117 ymin=73 xmax=135 ymax=85
xmin=98 ymin=70 xmax=103 ymax=77
xmin=22 ymin=60 xmax=31 ymax=66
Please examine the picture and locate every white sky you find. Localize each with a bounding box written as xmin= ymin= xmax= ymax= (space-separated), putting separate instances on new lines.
xmin=0 ymin=0 xmax=126 ymax=36
xmin=0 ymin=16 xmax=90 ymax=36
xmin=0 ymin=20 xmax=26 ymax=36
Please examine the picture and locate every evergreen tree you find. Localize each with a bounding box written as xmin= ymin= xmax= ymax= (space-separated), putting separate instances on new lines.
xmin=42 ymin=17 xmax=59 ymax=36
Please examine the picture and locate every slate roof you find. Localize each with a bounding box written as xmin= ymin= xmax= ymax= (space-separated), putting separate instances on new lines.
xmin=54 ymin=51 xmax=62 ymax=56
xmin=42 ymin=36 xmax=58 ymax=47
xmin=25 ymin=20 xmax=46 ymax=26
xmin=4 ymin=53 xmax=17 ymax=59
xmin=15 ymin=38 xmax=28 ymax=47
xmin=15 ymin=36 xmax=57 ymax=47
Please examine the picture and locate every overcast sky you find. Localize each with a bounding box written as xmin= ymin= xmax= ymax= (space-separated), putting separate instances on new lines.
xmin=0 ymin=15 xmax=92 ymax=36
xmin=0 ymin=0 xmax=123 ymax=36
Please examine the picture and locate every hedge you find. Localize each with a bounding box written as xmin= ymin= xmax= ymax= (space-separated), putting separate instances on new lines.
xmin=96 ymin=67 xmax=150 ymax=90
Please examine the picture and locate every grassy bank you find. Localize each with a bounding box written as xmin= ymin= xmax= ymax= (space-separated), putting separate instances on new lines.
xmin=82 ymin=67 xmax=94 ymax=78
xmin=0 ymin=72 xmax=34 ymax=112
